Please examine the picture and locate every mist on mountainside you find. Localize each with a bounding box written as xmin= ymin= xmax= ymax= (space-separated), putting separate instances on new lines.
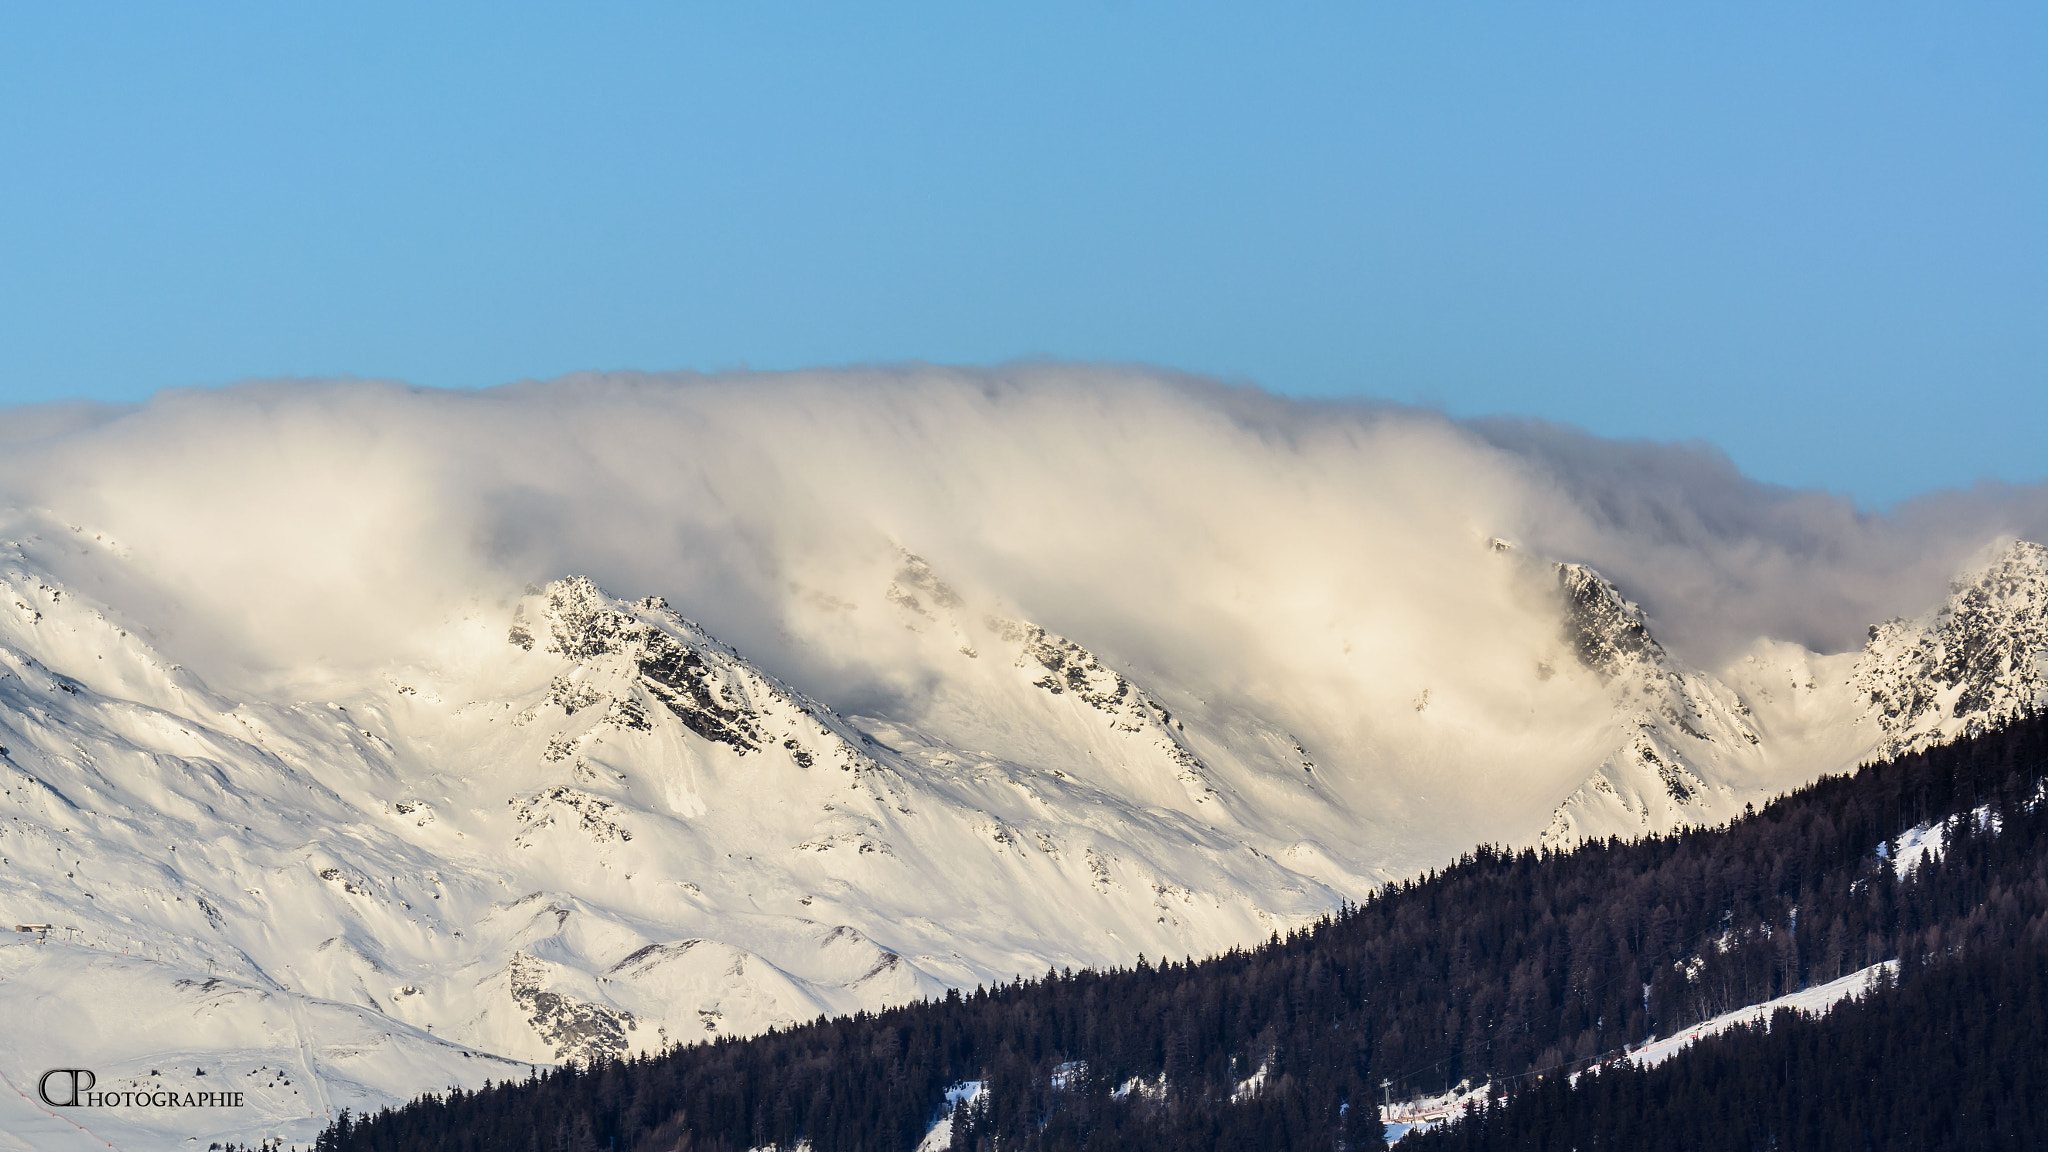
xmin=3 ymin=368 xmax=2045 ymax=1150
xmin=2 ymin=366 xmax=2041 ymax=685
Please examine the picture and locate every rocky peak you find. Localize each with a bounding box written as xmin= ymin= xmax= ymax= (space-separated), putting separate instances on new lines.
xmin=1853 ymin=540 xmax=2048 ymax=758
xmin=986 ymin=615 xmax=1215 ymax=800
xmin=522 ymin=576 xmax=772 ymax=756
xmin=540 ymin=575 xmax=650 ymax=661
xmin=1540 ymin=560 xmax=1767 ymax=846
xmin=887 ymin=550 xmax=964 ymax=619
xmin=1557 ymin=563 xmax=1666 ymax=677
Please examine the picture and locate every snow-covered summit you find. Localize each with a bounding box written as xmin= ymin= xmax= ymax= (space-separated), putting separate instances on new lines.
xmin=1542 ymin=540 xmax=2048 ymax=847
xmin=1852 ymin=539 xmax=2048 ymax=758
xmin=516 ymin=574 xmax=878 ymax=777
xmin=1557 ymin=563 xmax=1668 ymax=677
xmin=1543 ymin=564 xmax=1765 ymax=845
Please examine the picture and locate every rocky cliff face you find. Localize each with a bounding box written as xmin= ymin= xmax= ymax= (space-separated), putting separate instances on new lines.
xmin=519 ymin=575 xmax=879 ymax=782
xmin=992 ymin=617 xmax=1217 ymax=804
xmin=1852 ymin=540 xmax=2048 ymax=758
xmin=1558 ymin=563 xmax=1669 ymax=676
xmin=1542 ymin=565 xmax=1766 ymax=846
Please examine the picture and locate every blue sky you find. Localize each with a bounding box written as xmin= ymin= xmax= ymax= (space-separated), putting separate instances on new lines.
xmin=1 ymin=2 xmax=2041 ymax=506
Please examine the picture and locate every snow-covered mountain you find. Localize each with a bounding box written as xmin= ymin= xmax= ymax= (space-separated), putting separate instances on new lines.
xmin=4 ymin=527 xmax=2043 ymax=1148
xmin=1542 ymin=539 xmax=2048 ymax=844
xmin=0 ymin=535 xmax=1369 ymax=1149
xmin=1538 ymin=560 xmax=1770 ymax=844
xmin=1853 ymin=540 xmax=2048 ymax=758
xmin=0 ymin=372 xmax=2044 ymax=1150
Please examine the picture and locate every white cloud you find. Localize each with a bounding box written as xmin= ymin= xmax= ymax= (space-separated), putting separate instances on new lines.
xmin=0 ymin=364 xmax=2039 ymax=719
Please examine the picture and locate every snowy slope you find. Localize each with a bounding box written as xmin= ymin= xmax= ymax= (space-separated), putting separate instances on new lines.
xmin=1542 ymin=539 xmax=2048 ymax=845
xmin=1539 ymin=561 xmax=1772 ymax=844
xmin=0 ymin=536 xmax=1371 ymax=1148
xmin=0 ymin=500 xmax=2044 ymax=1148
xmin=1379 ymin=961 xmax=1897 ymax=1145
xmin=1623 ymin=960 xmax=1897 ymax=1071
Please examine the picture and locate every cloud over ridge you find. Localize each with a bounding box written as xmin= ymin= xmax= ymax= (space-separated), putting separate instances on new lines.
xmin=0 ymin=364 xmax=2040 ymax=699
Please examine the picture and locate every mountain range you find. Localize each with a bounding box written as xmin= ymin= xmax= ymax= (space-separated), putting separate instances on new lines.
xmin=0 ymin=373 xmax=2044 ymax=1150
xmin=1 ymin=517 xmax=2042 ymax=1150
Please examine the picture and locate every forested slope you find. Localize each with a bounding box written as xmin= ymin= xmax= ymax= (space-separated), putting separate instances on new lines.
xmin=1407 ymin=944 xmax=2047 ymax=1151
xmin=315 ymin=712 xmax=2048 ymax=1152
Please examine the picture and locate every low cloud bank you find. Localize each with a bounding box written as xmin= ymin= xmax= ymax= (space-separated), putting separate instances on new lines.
xmin=0 ymin=366 xmax=2040 ymax=699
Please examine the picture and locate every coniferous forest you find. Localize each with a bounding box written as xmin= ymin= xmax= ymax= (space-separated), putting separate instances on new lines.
xmin=313 ymin=712 xmax=2048 ymax=1152
xmin=1405 ymin=944 xmax=2046 ymax=1151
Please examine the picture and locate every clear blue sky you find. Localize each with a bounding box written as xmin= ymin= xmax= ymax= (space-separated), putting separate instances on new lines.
xmin=2 ymin=3 xmax=2041 ymax=506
